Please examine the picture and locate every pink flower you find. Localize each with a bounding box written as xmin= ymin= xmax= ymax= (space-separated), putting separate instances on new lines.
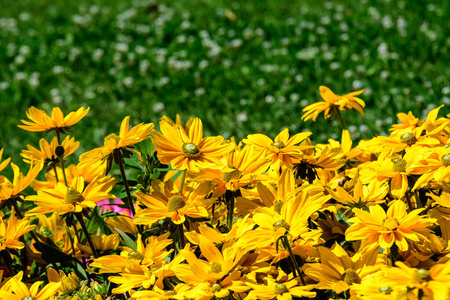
xmin=97 ymin=198 xmax=132 ymax=216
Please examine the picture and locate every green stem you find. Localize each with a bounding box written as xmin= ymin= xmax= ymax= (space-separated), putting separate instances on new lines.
xmin=226 ymin=191 xmax=235 ymax=230
xmin=405 ymin=192 xmax=414 ymax=212
xmin=55 ymin=131 xmax=68 ymax=186
xmin=415 ymin=191 xmax=423 ymax=208
xmin=75 ymin=213 xmax=99 ymax=258
xmin=179 ymin=169 xmax=187 ymax=193
xmin=117 ymin=157 xmax=137 ymax=218
xmin=65 ymin=226 xmax=77 ymax=257
xmin=52 ymin=163 xmax=60 ymax=183
xmin=282 ymin=235 xmax=306 ymax=286
xmin=335 ymin=106 xmax=346 ymax=130
xmin=386 ymin=247 xmax=392 ymax=266
xmin=210 ymin=202 xmax=216 ymax=225
xmin=178 ymin=224 xmax=185 ymax=250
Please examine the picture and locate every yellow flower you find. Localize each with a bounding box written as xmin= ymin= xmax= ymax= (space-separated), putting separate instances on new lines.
xmin=301 ymin=86 xmax=365 ymax=122
xmin=0 ymin=162 xmax=42 ymax=204
xmin=31 ymin=160 xmax=108 ymax=190
xmin=91 ymin=234 xmax=177 ymax=294
xmin=389 ymin=105 xmax=449 ymax=142
xmin=151 ymin=117 xmax=235 ymax=170
xmin=326 ymin=179 xmax=389 ymax=208
xmin=131 ymin=284 xmax=191 ymax=299
xmin=364 ymin=131 xmax=440 ymax=159
xmin=346 ymin=200 xmax=436 ymax=251
xmin=243 ymin=128 xmax=312 ymax=168
xmin=0 ymin=207 xmax=36 ymax=251
xmin=134 ymin=181 xmax=209 ymax=225
xmin=26 ymin=175 xmax=117 ymax=216
xmin=175 ymin=237 xmax=249 ymax=298
xmin=21 ymin=135 xmax=79 ymax=165
xmin=0 ymin=275 xmax=61 ymax=300
xmin=90 ymin=233 xmax=173 ymax=274
xmin=246 ymin=271 xmax=317 ymax=299
xmin=18 ymin=106 xmax=89 ymax=134
xmin=79 ymin=116 xmax=154 ymax=171
xmin=385 ymin=261 xmax=450 ymax=300
xmin=304 ymin=243 xmax=380 ymax=294
xmin=293 ymin=139 xmax=346 ymax=182
xmin=191 ymin=144 xmax=271 ymax=197
xmin=412 ymin=146 xmax=450 ymax=190
xmin=360 ymin=150 xmax=423 ymax=199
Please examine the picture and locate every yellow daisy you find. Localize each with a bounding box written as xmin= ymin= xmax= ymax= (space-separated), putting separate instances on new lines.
xmin=18 ymin=106 xmax=89 ymax=134
xmin=301 ymin=86 xmax=365 ymax=122
xmin=79 ymin=116 xmax=154 ymax=171
xmin=25 ymin=175 xmax=117 ymax=216
xmin=0 ymin=207 xmax=36 ymax=251
xmin=151 ymin=117 xmax=235 ymax=170
xmin=243 ymin=128 xmax=312 ymax=168
xmin=21 ymin=135 xmax=79 ymax=166
xmin=0 ymin=275 xmax=61 ymax=300
xmin=346 ymin=200 xmax=436 ymax=252
xmin=304 ymin=243 xmax=380 ymax=294
xmin=0 ymin=162 xmax=42 ymax=204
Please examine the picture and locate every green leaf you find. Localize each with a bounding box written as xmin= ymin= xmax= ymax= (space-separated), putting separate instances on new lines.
xmin=336 ymin=209 xmax=349 ymax=225
xmin=115 ymin=227 xmax=137 ymax=250
xmin=138 ymin=139 xmax=154 ymax=156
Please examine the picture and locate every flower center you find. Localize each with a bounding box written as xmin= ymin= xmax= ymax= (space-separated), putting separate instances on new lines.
xmin=182 ymin=143 xmax=201 ymax=158
xmin=22 ymin=297 xmax=36 ymax=300
xmin=392 ymin=158 xmax=407 ymax=172
xmin=272 ymin=141 xmax=285 ymax=149
xmin=379 ymin=286 xmax=392 ymax=294
xmin=64 ymin=188 xmax=84 ymax=205
xmin=342 ymin=269 xmax=361 ymax=284
xmin=210 ymin=262 xmax=223 ymax=274
xmin=128 ymin=250 xmax=145 ymax=260
xmin=39 ymin=226 xmax=52 ymax=236
xmin=400 ymin=132 xmax=417 ymax=146
xmin=382 ymin=218 xmax=399 ymax=230
xmin=167 ymin=195 xmax=186 ymax=212
xmin=413 ymin=269 xmax=431 ymax=283
xmin=274 ymin=200 xmax=283 ymax=214
xmin=210 ymin=283 xmax=222 ymax=293
xmin=273 ymin=220 xmax=290 ymax=232
xmin=441 ymin=154 xmax=450 ymax=166
xmin=222 ymin=165 xmax=242 ymax=182
xmin=274 ymin=284 xmax=289 ymax=294
xmin=105 ymin=133 xmax=121 ymax=144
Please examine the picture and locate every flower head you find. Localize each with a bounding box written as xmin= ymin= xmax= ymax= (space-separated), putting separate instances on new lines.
xmin=18 ymin=106 xmax=89 ymax=134
xmin=346 ymin=200 xmax=436 ymax=251
xmin=151 ymin=117 xmax=235 ymax=170
xmin=21 ymin=136 xmax=79 ymax=167
xmin=26 ymin=175 xmax=117 ymax=216
xmin=301 ymin=86 xmax=365 ymax=122
xmin=79 ymin=116 xmax=154 ymax=172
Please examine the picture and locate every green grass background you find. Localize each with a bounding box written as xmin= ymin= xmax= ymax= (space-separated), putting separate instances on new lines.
xmin=0 ymin=0 xmax=449 ymax=177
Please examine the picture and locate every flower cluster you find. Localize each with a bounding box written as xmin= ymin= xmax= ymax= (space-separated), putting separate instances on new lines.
xmin=1 ymin=87 xmax=450 ymax=299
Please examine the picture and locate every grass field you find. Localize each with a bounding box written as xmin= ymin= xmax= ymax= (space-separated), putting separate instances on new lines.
xmin=0 ymin=0 xmax=449 ymax=175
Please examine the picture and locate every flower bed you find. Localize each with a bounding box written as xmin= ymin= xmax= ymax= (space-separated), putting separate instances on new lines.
xmin=0 ymin=88 xmax=449 ymax=299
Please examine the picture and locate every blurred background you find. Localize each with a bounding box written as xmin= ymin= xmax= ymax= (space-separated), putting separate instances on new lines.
xmin=0 ymin=0 xmax=449 ymax=174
